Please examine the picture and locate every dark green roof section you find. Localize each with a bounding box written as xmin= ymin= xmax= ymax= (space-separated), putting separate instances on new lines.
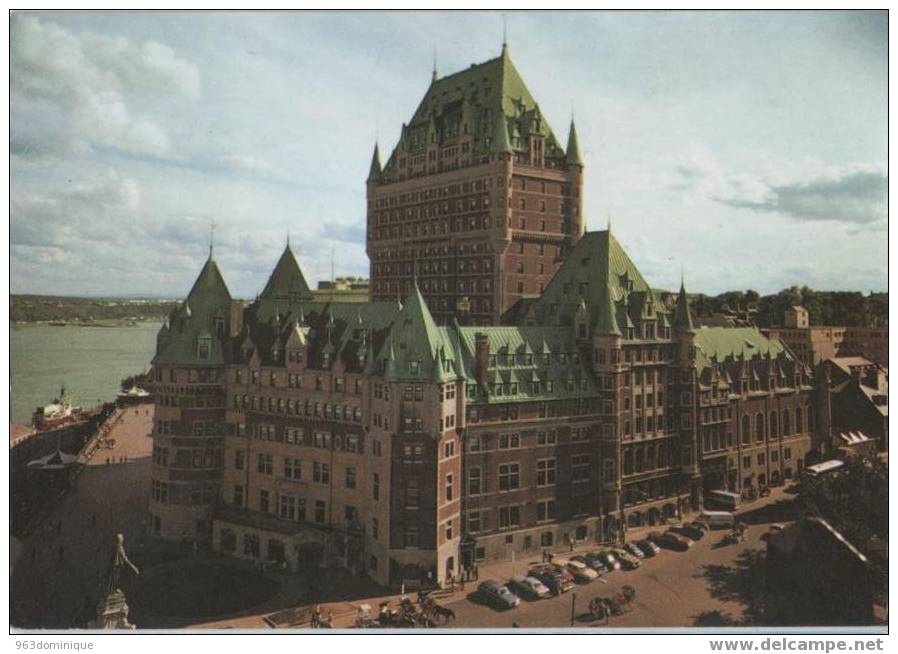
xmin=383 ymin=47 xmax=564 ymax=171
xmin=377 ymin=283 xmax=460 ymax=383
xmin=594 ymin=286 xmax=621 ymax=336
xmin=528 ymin=230 xmax=663 ymax=330
xmin=565 ymin=120 xmax=583 ymax=167
xmin=672 ymin=280 xmax=695 ymax=334
xmin=490 ymin=113 xmax=513 ymax=154
xmin=692 ymin=327 xmax=789 ymax=372
xmin=260 ymin=245 xmax=314 ymax=303
xmin=366 ymin=143 xmax=382 ymax=183
xmin=153 ymin=256 xmax=233 ymax=367
xmin=454 ymin=325 xmax=597 ymax=404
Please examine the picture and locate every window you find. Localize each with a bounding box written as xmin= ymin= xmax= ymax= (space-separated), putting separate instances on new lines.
xmin=233 ymin=484 xmax=244 ymax=506
xmin=536 ymin=459 xmax=557 ymax=486
xmin=315 ymin=500 xmax=326 ymax=523
xmin=758 ymin=453 xmax=766 ymax=465
xmin=499 ymin=433 xmax=520 ymax=449
xmin=284 ymin=457 xmax=301 ymax=480
xmin=445 ymin=473 xmax=454 ymax=502
xmin=259 ymin=490 xmax=270 ymax=512
xmin=257 ymin=454 xmax=272 ymax=475
xmin=278 ymin=495 xmax=296 ymax=520
xmin=468 ymin=511 xmax=483 ymax=533
xmin=742 ymin=455 xmax=751 ymax=468
xmin=345 ymin=466 xmax=357 ymax=489
xmin=445 ymin=520 xmax=453 ymax=541
xmin=571 ymin=454 xmax=591 ymax=482
xmin=498 ymin=506 xmax=521 ymax=529
xmin=404 ymin=526 xmax=419 ymax=548
xmin=537 ymin=499 xmax=556 ymax=522
xmin=498 ymin=463 xmax=520 ymax=491
xmin=372 ymin=517 xmax=379 ymax=539
xmin=444 ymin=440 xmax=455 ymax=458
xmin=313 ymin=462 xmax=330 ymax=484
xmin=468 ymin=467 xmax=482 ymax=495
xmin=405 ymin=479 xmax=420 ymax=508
xmin=373 ymin=472 xmax=380 ymax=500
xmin=234 ymin=450 xmax=244 ymax=470
xmin=536 ymin=430 xmax=557 ymax=445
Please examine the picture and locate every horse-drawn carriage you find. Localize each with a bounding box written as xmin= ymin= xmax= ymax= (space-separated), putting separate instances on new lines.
xmin=588 ymin=585 xmax=636 ymax=622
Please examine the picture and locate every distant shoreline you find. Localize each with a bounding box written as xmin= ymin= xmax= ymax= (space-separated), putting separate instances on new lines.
xmin=10 ymin=319 xmax=163 ymax=329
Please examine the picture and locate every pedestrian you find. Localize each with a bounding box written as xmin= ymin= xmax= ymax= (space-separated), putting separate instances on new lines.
xmin=473 ymin=563 xmax=479 ymax=580
xmin=312 ymin=605 xmax=321 ymax=628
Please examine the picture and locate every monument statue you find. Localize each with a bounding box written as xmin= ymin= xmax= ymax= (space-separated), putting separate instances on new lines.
xmin=91 ymin=533 xmax=140 ymax=629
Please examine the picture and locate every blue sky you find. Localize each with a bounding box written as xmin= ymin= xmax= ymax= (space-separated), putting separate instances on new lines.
xmin=10 ymin=10 xmax=887 ymax=298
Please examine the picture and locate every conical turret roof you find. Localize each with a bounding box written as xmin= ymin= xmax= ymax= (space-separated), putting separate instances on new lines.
xmin=366 ymin=143 xmax=382 ymax=183
xmin=260 ymin=244 xmax=314 ymax=302
xmin=565 ymin=119 xmax=583 ymax=167
xmin=673 ymin=280 xmax=696 ymax=334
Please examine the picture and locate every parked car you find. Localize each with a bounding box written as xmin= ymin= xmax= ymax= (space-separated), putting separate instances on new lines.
xmin=507 ymin=574 xmax=551 ymax=600
xmin=597 ymin=550 xmax=622 ymax=571
xmin=635 ymin=539 xmax=660 ymax=557
xmin=671 ymin=523 xmax=705 ymax=541
xmin=477 ymin=580 xmax=520 ymax=610
xmin=563 ymin=558 xmax=599 ymax=582
xmin=648 ymin=531 xmax=691 ymax=551
xmin=610 ymin=547 xmax=641 ymax=570
xmin=624 ymin=542 xmax=646 ymax=559
xmin=584 ymin=552 xmax=609 ymax=572
xmin=528 ymin=565 xmax=574 ymax=596
xmin=689 ymin=520 xmax=711 ymax=533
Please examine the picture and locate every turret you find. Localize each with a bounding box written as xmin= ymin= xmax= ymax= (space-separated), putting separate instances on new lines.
xmin=366 ymin=143 xmax=382 ymax=184
xmin=565 ymin=119 xmax=583 ymax=168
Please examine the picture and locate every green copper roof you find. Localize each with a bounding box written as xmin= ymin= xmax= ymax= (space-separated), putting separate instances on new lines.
xmin=528 ymin=230 xmax=664 ymax=330
xmin=382 ymin=46 xmax=565 ymax=173
xmin=377 ymin=283 xmax=460 ymax=383
xmin=491 ymin=113 xmax=513 ymax=153
xmin=672 ymin=280 xmax=695 ymax=334
xmin=260 ymin=245 xmax=314 ymax=303
xmin=453 ymin=325 xmax=597 ymax=404
xmin=565 ymin=120 xmax=583 ymax=167
xmin=594 ymin=285 xmax=621 ymax=336
xmin=367 ymin=143 xmax=382 ymax=183
xmin=692 ymin=327 xmax=789 ymax=372
xmin=153 ymin=256 xmax=233 ymax=366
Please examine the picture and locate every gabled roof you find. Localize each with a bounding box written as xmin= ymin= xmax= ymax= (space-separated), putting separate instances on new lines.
xmin=377 ymin=283 xmax=459 ymax=383
xmin=692 ymin=327 xmax=789 ymax=372
xmin=528 ymin=229 xmax=660 ymax=329
xmin=260 ymin=244 xmax=314 ymax=302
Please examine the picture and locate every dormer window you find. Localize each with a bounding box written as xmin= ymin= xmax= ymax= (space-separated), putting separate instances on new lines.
xmin=322 ymin=353 xmax=331 ymax=367
xmin=409 ymin=361 xmax=421 ymax=375
xmin=214 ymin=317 xmax=225 ymax=336
xmin=198 ymin=335 xmax=212 ymax=360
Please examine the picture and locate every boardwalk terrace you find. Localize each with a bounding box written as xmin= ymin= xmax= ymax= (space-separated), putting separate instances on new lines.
xmin=148 ymin=227 xmax=820 ymax=590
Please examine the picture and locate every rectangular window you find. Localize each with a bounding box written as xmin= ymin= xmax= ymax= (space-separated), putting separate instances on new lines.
xmin=284 ymin=457 xmax=301 ymax=480
xmin=468 ymin=467 xmax=482 ymax=495
xmin=315 ymin=500 xmax=326 ymax=523
xmin=313 ymin=462 xmax=330 ymax=484
xmin=404 ymin=526 xmax=419 ymax=548
xmin=278 ymin=494 xmax=296 ymax=521
xmin=233 ymin=484 xmax=244 ymax=506
xmin=537 ymin=499 xmax=556 ymax=522
xmin=257 ymin=454 xmax=273 ymax=475
xmin=536 ymin=459 xmax=557 ymax=486
xmin=259 ymin=490 xmax=269 ymax=513
xmin=445 ymin=473 xmax=454 ymax=502
xmin=373 ymin=472 xmax=380 ymax=500
xmin=405 ymin=479 xmax=420 ymax=509
xmin=498 ymin=506 xmax=521 ymax=529
xmin=571 ymin=454 xmax=591 ymax=482
xmin=468 ymin=511 xmax=483 ymax=533
xmin=235 ymin=450 xmax=245 ymax=470
xmin=345 ymin=466 xmax=357 ymax=489
xmin=498 ymin=463 xmax=520 ymax=491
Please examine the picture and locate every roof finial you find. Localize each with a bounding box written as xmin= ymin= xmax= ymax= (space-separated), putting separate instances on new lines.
xmin=607 ymin=210 xmax=612 ymax=233
xmin=209 ymin=221 xmax=215 ymax=259
xmin=502 ymin=13 xmax=508 ymax=54
xmin=432 ymin=46 xmax=437 ymax=82
xmin=286 ymin=230 xmax=290 ymax=249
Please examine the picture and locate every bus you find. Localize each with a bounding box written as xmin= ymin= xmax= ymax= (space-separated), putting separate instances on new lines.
xmin=803 ymin=459 xmax=845 ymax=479
xmin=703 ymin=490 xmax=741 ymax=512
xmin=697 ymin=510 xmax=736 ymax=529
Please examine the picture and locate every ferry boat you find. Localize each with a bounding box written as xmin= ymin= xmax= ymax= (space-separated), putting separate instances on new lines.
xmin=32 ymin=385 xmax=84 ymax=431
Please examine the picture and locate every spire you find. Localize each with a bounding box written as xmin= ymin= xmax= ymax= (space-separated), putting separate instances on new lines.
xmin=565 ymin=119 xmax=583 ymax=167
xmin=208 ymin=221 xmax=216 ymax=259
xmin=501 ymin=13 xmax=508 ymax=55
xmin=490 ymin=113 xmax=513 ymax=154
xmin=432 ymin=46 xmax=437 ymax=82
xmin=366 ymin=143 xmax=382 ymax=183
xmin=673 ymin=278 xmax=695 ymax=334
xmin=260 ymin=243 xmax=313 ymax=302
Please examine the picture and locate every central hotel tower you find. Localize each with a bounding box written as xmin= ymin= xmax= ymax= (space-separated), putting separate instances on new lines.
xmin=366 ymin=43 xmax=585 ymax=325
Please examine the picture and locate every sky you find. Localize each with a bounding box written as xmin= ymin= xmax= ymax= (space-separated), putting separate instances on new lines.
xmin=10 ymin=10 xmax=888 ymax=299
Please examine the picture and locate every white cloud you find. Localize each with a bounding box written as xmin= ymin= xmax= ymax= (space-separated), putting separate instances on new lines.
xmin=11 ymin=14 xmax=199 ymax=160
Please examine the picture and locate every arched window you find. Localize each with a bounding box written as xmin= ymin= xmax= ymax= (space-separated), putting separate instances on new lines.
xmin=756 ymin=412 xmax=765 ymax=442
xmin=769 ymin=412 xmax=778 ymax=439
xmin=623 ymin=450 xmax=633 ymax=476
xmin=741 ymin=415 xmax=751 ymax=445
xmin=782 ymin=409 xmax=791 ymax=436
xmin=795 ymin=406 xmax=803 ymax=433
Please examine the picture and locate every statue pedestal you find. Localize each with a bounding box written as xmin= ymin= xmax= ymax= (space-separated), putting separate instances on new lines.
xmin=90 ymin=590 xmax=136 ymax=629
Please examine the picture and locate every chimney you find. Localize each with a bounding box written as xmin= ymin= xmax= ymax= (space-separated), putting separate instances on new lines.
xmin=474 ymin=332 xmax=490 ymax=384
xmin=229 ymin=300 xmax=244 ymax=338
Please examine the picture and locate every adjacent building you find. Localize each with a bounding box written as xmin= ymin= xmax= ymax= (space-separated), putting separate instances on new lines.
xmin=824 ymin=356 xmax=888 ymax=453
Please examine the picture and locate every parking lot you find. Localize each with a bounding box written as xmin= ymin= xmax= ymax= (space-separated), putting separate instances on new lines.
xmin=446 ymin=500 xmax=795 ymax=629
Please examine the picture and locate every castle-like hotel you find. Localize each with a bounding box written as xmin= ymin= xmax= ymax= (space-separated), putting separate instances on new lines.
xmin=148 ymin=45 xmax=820 ymax=588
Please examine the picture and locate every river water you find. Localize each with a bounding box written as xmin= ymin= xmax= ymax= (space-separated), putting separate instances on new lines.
xmin=10 ymin=322 xmax=162 ymax=424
